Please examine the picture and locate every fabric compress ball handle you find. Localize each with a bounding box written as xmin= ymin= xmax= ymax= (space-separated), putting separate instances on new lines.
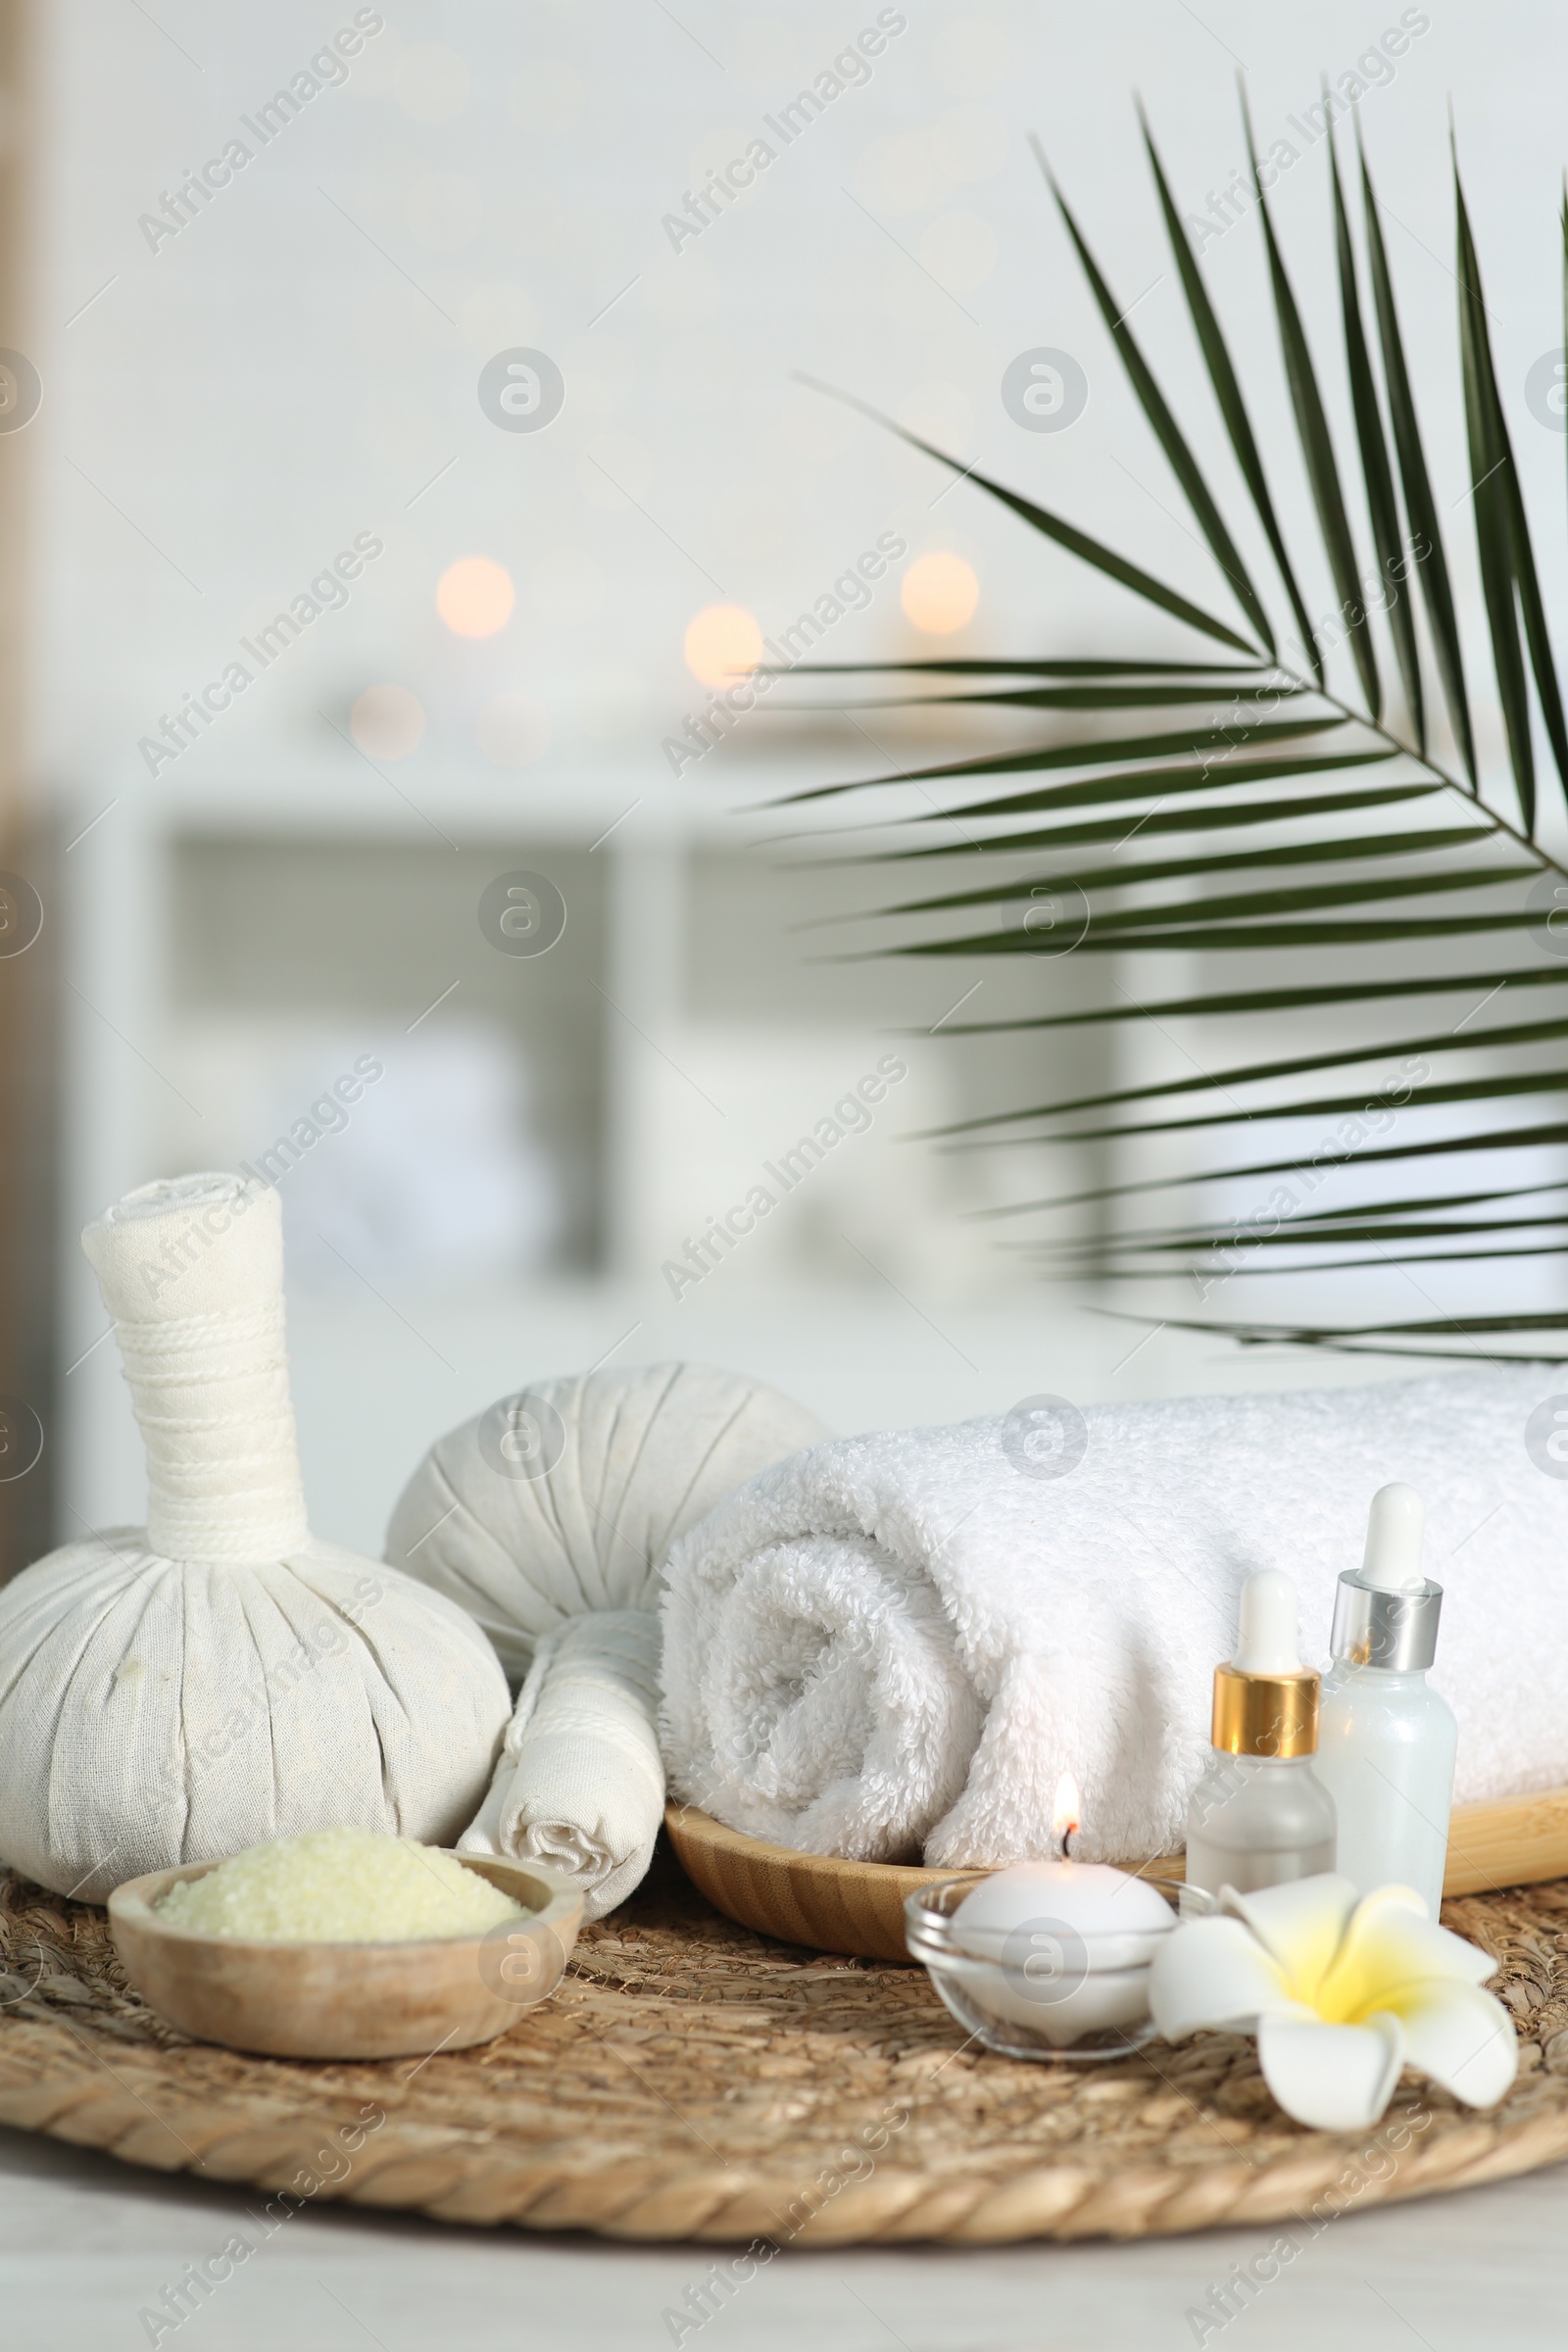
xmin=81 ymin=1174 xmax=312 ymax=1562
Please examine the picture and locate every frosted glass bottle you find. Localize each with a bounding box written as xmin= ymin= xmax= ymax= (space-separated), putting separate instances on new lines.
xmin=1316 ymin=1663 xmax=1456 ymax=1915
xmin=1315 ymin=1484 xmax=1455 ymax=1915
xmin=1185 ymin=1569 xmax=1337 ymax=1899
xmin=1185 ymin=1753 xmax=1337 ymax=1896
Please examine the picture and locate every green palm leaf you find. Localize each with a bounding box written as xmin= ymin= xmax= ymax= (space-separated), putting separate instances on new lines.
xmin=1453 ymin=149 xmax=1568 ymax=822
xmin=1028 ymin=1210 xmax=1568 ymax=1258
xmin=1085 ymin=1182 xmax=1568 ymax=1234
xmin=1358 ymin=133 xmax=1477 ymax=782
xmin=976 ymin=1122 xmax=1568 ymax=1220
xmin=809 ymin=827 xmax=1494 ymax=928
xmin=1243 ymin=91 xmax=1380 ymax=712
xmin=812 ymin=782 xmax=1438 ymax=865
xmin=1036 ymin=138 xmax=1275 ymax=650
xmin=757 ymin=102 xmax=1568 ymax=1359
xmin=864 ymin=910 xmax=1544 ymax=958
xmin=1111 ymin=1310 xmax=1568 ymax=1363
xmin=1455 ymin=166 xmax=1539 ymax=829
xmin=1140 ymin=106 xmax=1322 ymax=680
xmin=792 ymin=377 xmax=1258 ymax=655
xmin=764 ymin=658 xmax=1270 ymax=677
xmin=1328 ymin=122 xmax=1424 ymax=740
xmin=790 ymin=682 xmax=1312 ymax=712
xmin=765 ymin=725 xmax=1368 ymax=815
xmin=1016 ymin=1068 xmax=1568 ymax=1151
xmin=909 ymin=966 xmax=1568 ymax=1034
xmin=920 ymin=1009 xmax=1568 ymax=1137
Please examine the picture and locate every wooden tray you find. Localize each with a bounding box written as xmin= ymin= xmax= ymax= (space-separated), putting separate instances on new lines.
xmin=665 ymin=1784 xmax=1568 ymax=1963
xmin=4 ymin=1852 xmax=1568 ymax=2242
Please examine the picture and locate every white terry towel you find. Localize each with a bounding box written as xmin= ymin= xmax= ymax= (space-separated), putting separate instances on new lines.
xmin=385 ymin=1364 xmax=828 ymax=1916
xmin=661 ymin=1369 xmax=1568 ymax=1870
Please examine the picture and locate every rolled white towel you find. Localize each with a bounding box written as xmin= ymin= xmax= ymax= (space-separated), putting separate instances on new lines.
xmin=661 ymin=1368 xmax=1568 ymax=1870
xmin=386 ymin=1363 xmax=828 ymax=1917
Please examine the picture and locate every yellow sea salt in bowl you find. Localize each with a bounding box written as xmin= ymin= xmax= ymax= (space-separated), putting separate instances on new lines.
xmin=109 ymin=1831 xmax=584 ymax=2060
xmin=153 ymin=1828 xmax=527 ymax=1943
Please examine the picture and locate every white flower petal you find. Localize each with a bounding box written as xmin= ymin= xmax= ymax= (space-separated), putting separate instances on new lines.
xmin=1149 ymin=1916 xmax=1294 ymax=2040
xmin=1221 ymin=1874 xmax=1359 ymax=2001
xmin=1343 ymin=1883 xmax=1429 ymax=1927
xmin=1256 ymin=2011 xmax=1405 ymax=2132
xmin=1380 ymin=1979 xmax=1518 ymax=2110
xmin=1318 ymin=1897 xmax=1496 ymax=2021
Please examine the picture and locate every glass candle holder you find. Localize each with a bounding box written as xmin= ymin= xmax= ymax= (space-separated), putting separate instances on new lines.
xmin=905 ymin=1874 xmax=1214 ymax=2062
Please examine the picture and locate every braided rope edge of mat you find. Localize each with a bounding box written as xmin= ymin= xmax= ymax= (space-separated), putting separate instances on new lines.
xmin=3 ymin=1867 xmax=1568 ymax=2244
xmin=0 ymin=2043 xmax=1566 ymax=2243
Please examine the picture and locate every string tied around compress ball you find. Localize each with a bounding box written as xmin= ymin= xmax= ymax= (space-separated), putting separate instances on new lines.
xmin=80 ymin=1173 xmax=311 ymax=1562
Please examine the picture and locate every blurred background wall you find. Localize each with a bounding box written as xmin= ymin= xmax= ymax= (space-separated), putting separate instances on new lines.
xmin=0 ymin=0 xmax=47 ymax=1582
xmin=3 ymin=0 xmax=1566 ymax=1563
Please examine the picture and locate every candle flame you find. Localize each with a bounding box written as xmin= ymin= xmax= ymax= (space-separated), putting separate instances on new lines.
xmin=1052 ymin=1772 xmax=1081 ymax=1848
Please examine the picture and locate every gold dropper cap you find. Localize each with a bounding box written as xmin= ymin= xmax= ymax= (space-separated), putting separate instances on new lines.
xmin=1211 ymin=1662 xmax=1320 ymax=1758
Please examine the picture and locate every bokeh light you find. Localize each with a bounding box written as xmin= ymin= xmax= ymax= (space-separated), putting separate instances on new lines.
xmin=901 ymin=552 xmax=979 ymax=635
xmin=684 ymin=602 xmax=762 ymax=687
xmin=351 ymin=684 xmax=426 ymax=760
xmin=437 ymin=557 xmax=515 ymax=639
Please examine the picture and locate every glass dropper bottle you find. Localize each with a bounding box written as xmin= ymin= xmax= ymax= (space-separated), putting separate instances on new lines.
xmin=1185 ymin=1569 xmax=1337 ymax=1898
xmin=1315 ymin=1483 xmax=1456 ymax=1915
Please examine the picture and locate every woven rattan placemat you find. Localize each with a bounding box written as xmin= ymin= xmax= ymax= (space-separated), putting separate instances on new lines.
xmin=1 ymin=1848 xmax=1566 ymax=2243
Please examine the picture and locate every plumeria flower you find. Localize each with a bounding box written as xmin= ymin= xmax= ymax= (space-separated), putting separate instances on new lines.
xmin=1149 ymin=1875 xmax=1516 ymax=2132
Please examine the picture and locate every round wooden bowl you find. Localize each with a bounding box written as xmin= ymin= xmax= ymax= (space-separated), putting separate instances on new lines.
xmin=108 ymin=1850 xmax=583 ymax=2060
xmin=664 ymin=1803 xmax=974 ymax=1963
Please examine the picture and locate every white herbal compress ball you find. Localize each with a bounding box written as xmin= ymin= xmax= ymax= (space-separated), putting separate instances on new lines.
xmin=386 ymin=1363 xmax=829 ymax=1916
xmin=0 ymin=1174 xmax=510 ymax=1900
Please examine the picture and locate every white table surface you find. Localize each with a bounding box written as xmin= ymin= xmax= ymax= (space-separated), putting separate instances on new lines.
xmin=3 ymin=2121 xmax=1565 ymax=2352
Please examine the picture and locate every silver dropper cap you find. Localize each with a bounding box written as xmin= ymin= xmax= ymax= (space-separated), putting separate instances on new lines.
xmin=1330 ymin=1571 xmax=1444 ymax=1670
xmin=1331 ymin=1480 xmax=1444 ymax=1670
